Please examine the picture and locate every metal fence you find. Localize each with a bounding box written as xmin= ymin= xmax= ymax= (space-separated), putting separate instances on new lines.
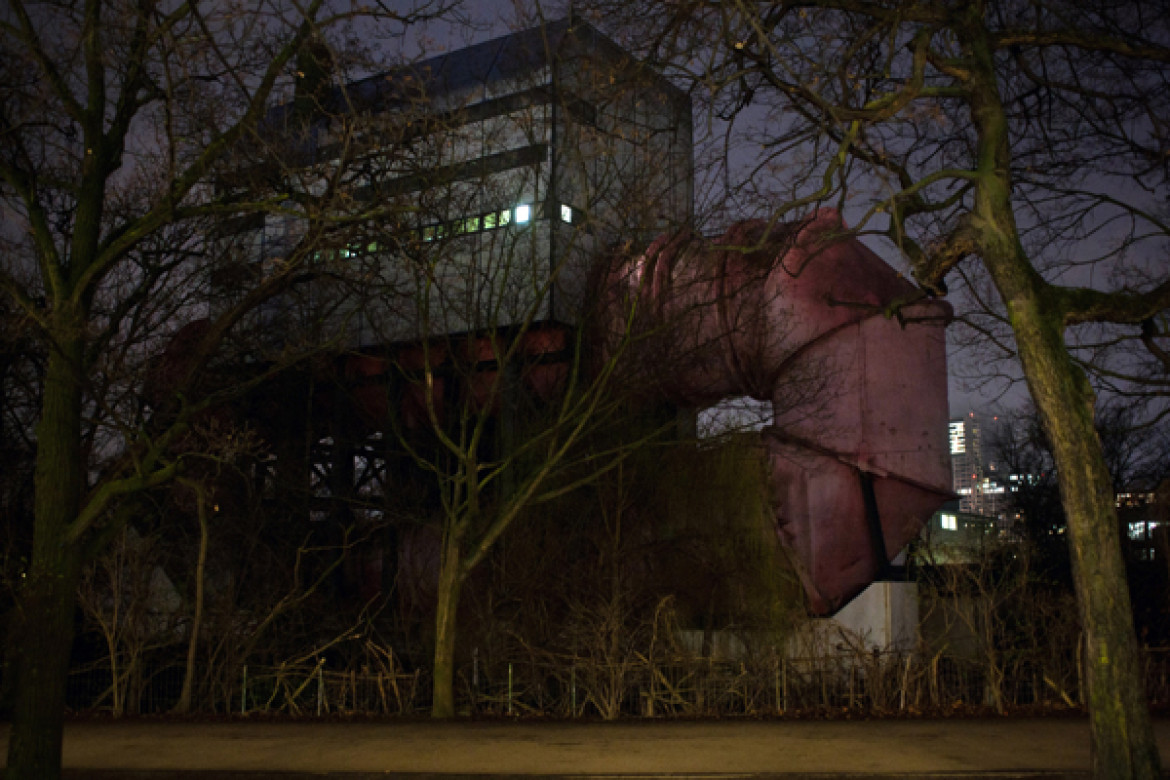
xmin=62 ymin=647 xmax=1170 ymax=718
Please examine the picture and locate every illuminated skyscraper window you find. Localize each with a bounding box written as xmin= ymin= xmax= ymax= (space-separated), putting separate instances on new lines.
xmin=950 ymin=416 xmax=984 ymax=514
xmin=949 ymin=421 xmax=965 ymax=454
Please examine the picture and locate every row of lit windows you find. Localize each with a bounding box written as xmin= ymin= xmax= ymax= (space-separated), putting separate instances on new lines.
xmin=1128 ymin=521 xmax=1161 ymax=541
xmin=414 ymin=202 xmax=578 ymax=242
xmin=956 ymin=482 xmax=1006 ymax=495
xmin=307 ymin=202 xmax=578 ymax=261
xmin=938 ymin=513 xmax=998 ymax=534
xmin=1116 ymin=491 xmax=1156 ymax=508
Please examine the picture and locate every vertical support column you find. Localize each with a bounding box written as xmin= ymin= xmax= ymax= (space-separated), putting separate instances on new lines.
xmin=377 ymin=365 xmax=402 ymax=601
xmin=496 ymin=359 xmax=523 ymax=501
xmin=271 ymin=372 xmax=313 ymax=529
xmin=330 ymin=375 xmax=356 ymax=529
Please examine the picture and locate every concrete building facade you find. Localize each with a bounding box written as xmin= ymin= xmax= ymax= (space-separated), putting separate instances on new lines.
xmin=213 ymin=18 xmax=693 ymax=349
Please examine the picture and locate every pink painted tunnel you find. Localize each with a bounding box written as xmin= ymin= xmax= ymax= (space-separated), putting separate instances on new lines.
xmin=598 ymin=210 xmax=953 ymax=614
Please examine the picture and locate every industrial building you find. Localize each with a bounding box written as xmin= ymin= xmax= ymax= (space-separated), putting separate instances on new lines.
xmin=211 ymin=17 xmax=693 ymax=347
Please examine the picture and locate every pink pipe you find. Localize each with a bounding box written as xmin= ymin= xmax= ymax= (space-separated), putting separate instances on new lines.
xmin=155 ymin=211 xmax=951 ymax=615
xmin=600 ymin=210 xmax=953 ymax=614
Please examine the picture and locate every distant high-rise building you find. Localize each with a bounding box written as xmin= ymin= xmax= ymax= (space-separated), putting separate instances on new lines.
xmin=949 ymin=415 xmax=983 ymax=513
xmin=949 ymin=413 xmax=1006 ymax=518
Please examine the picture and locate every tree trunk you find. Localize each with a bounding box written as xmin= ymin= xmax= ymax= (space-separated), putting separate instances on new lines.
xmin=6 ymin=557 xmax=81 ymax=780
xmin=1012 ymin=314 xmax=1160 ymax=778
xmin=6 ymin=340 xmax=85 ymax=780
xmin=174 ymin=482 xmax=210 ymax=714
xmin=983 ymin=237 xmax=1160 ymax=776
xmin=963 ymin=25 xmax=1161 ymax=773
xmin=430 ymin=531 xmax=464 ymax=718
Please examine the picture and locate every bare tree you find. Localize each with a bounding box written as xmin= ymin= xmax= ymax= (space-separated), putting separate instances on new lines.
xmin=375 ymin=255 xmax=672 ymax=718
xmin=75 ymin=522 xmax=183 ymax=716
xmin=282 ymin=16 xmax=699 ymax=718
xmin=0 ymin=1 xmax=450 ymax=775
xmin=590 ymin=0 xmax=1170 ymax=774
xmin=989 ymin=406 xmax=1170 ymax=640
xmin=473 ymin=431 xmax=804 ymax=718
xmin=917 ymin=533 xmax=1081 ymax=715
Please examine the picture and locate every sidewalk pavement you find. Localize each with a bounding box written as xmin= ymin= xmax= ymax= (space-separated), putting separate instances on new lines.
xmin=2 ymin=716 xmax=1170 ymax=778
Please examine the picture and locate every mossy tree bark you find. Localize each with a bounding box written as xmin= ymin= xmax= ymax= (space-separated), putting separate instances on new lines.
xmin=979 ymin=239 xmax=1161 ymax=776
xmin=981 ymin=244 xmax=1161 ymax=777
xmin=1013 ymin=305 xmax=1160 ymax=777
xmin=962 ymin=20 xmax=1160 ymax=776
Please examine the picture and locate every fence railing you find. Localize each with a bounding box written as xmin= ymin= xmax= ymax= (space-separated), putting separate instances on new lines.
xmin=60 ymin=647 xmax=1170 ymax=718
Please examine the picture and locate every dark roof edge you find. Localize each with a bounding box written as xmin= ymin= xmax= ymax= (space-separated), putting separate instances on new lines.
xmin=348 ymin=16 xmax=688 ymax=109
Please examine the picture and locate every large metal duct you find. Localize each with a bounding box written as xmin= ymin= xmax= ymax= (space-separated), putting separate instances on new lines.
xmin=598 ymin=210 xmax=953 ymax=614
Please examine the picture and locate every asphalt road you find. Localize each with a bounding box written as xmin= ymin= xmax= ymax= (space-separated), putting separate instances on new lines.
xmin=3 ymin=716 xmax=1170 ymax=778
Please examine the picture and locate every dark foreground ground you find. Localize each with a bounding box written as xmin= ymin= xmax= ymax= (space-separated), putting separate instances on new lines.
xmin=3 ymin=716 xmax=1170 ymax=779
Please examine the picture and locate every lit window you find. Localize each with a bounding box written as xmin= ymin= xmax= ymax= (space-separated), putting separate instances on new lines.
xmin=561 ymin=204 xmax=573 ymax=223
xmin=498 ymin=209 xmax=511 ymax=226
xmin=484 ymin=212 xmax=498 ymax=229
xmin=515 ymin=204 xmax=531 ymax=223
xmin=940 ymin=514 xmax=958 ymax=531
